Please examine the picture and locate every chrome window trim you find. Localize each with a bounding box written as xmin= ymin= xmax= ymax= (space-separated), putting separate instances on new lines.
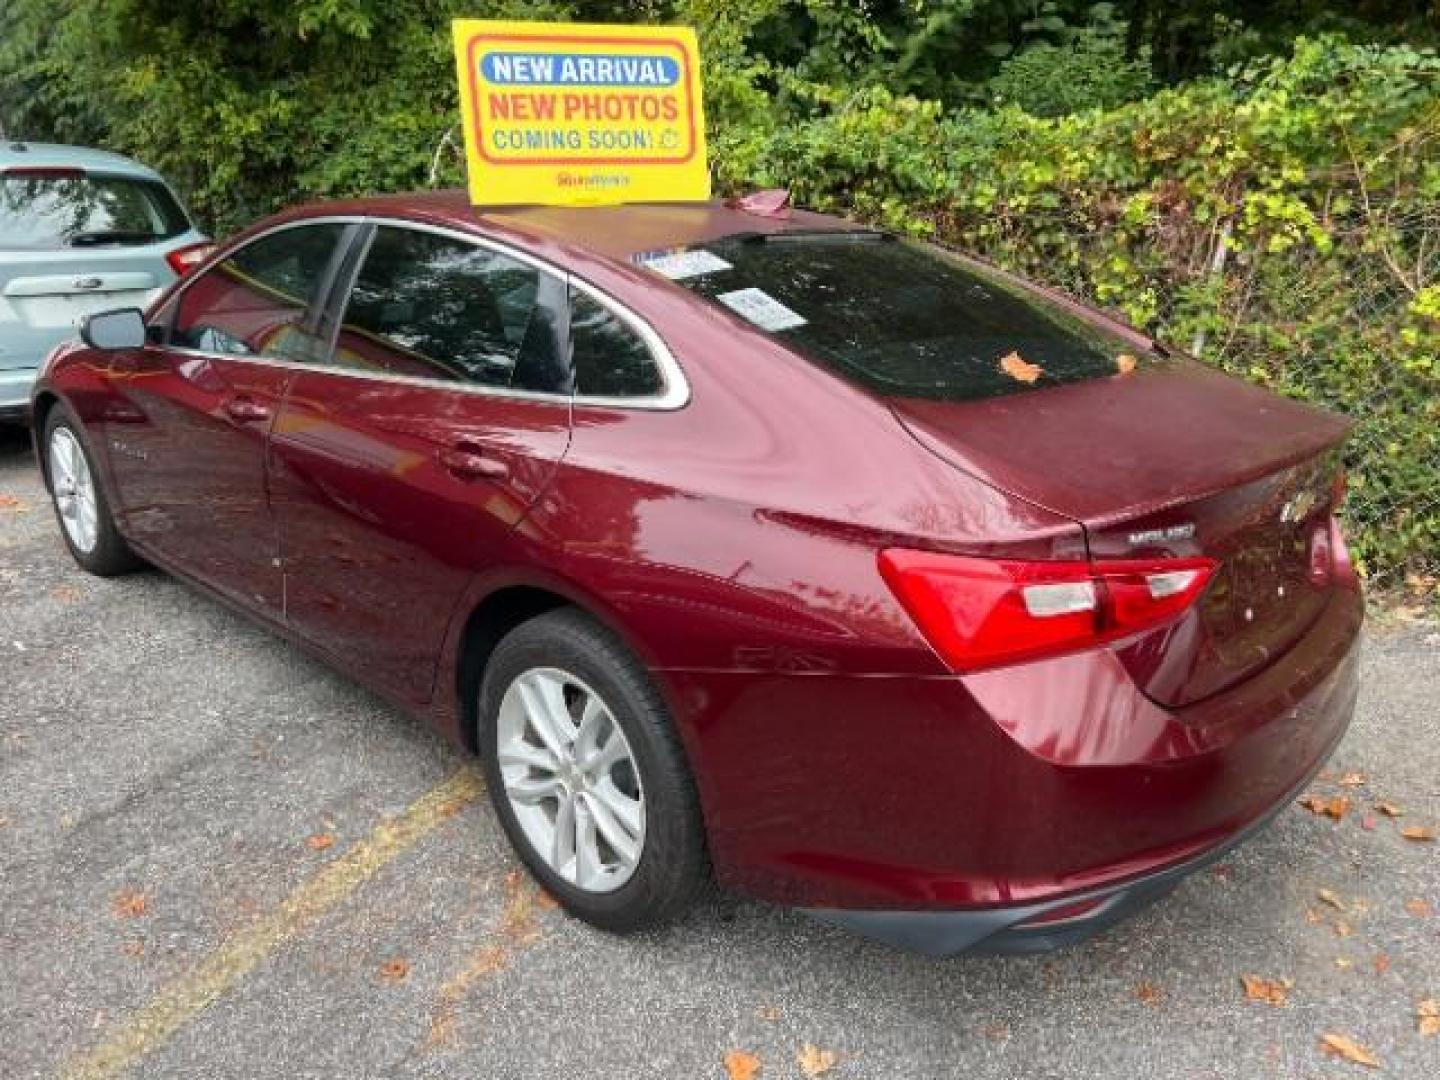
xmin=157 ymin=213 xmax=690 ymax=411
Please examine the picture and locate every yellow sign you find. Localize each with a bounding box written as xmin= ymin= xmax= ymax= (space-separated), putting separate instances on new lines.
xmin=452 ymin=20 xmax=710 ymax=206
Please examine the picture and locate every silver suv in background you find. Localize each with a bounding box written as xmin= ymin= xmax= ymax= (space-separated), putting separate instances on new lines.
xmin=1 ymin=141 xmax=210 ymax=422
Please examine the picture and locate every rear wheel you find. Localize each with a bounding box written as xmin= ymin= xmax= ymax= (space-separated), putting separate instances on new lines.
xmin=43 ymin=405 xmax=142 ymax=576
xmin=478 ymin=608 xmax=708 ymax=932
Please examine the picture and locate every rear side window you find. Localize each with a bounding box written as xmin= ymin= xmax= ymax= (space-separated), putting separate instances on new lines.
xmin=569 ymin=289 xmax=663 ymax=398
xmin=172 ymin=223 xmax=345 ymax=363
xmin=657 ymin=233 xmax=1158 ymax=402
xmin=0 ymin=171 xmax=190 ymax=251
xmin=334 ymin=226 xmax=567 ymax=393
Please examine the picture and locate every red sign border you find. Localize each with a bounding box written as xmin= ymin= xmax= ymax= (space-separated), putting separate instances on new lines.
xmin=465 ymin=31 xmax=701 ymax=168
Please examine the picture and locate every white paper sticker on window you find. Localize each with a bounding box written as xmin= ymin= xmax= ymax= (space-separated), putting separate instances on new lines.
xmin=639 ymin=250 xmax=733 ymax=280
xmin=716 ymin=288 xmax=807 ymax=332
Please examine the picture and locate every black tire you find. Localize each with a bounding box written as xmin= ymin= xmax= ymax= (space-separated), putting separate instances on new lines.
xmin=41 ymin=404 xmax=143 ymax=577
xmin=478 ymin=608 xmax=709 ymax=932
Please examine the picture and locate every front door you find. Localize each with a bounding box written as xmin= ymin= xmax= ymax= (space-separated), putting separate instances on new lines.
xmin=105 ymin=222 xmax=353 ymax=612
xmin=268 ymin=223 xmax=573 ymax=700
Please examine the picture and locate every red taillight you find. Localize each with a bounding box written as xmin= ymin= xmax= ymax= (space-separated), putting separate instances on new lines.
xmin=165 ymin=242 xmax=214 ymax=276
xmin=879 ymin=549 xmax=1217 ymax=673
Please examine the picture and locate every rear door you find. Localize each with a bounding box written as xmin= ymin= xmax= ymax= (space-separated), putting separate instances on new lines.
xmin=106 ymin=221 xmax=354 ymax=612
xmin=268 ymin=222 xmax=572 ymax=700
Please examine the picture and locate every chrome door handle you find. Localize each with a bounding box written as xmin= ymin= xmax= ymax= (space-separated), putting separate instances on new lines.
xmin=438 ymin=447 xmax=509 ymax=481
xmin=223 ymin=396 xmax=270 ymax=423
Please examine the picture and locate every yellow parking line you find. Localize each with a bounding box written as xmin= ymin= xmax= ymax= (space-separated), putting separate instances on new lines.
xmin=59 ymin=766 xmax=486 ymax=1080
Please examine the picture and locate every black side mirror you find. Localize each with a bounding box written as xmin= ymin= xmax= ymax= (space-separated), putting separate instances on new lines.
xmin=80 ymin=308 xmax=147 ymax=351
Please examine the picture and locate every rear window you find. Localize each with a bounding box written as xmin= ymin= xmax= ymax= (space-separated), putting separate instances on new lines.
xmin=647 ymin=233 xmax=1158 ymax=402
xmin=0 ymin=171 xmax=191 ymax=251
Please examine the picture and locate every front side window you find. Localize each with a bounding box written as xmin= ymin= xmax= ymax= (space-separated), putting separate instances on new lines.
xmin=333 ymin=226 xmax=566 ymax=393
xmin=171 ymin=223 xmax=345 ymax=363
xmin=657 ymin=232 xmax=1164 ymax=402
xmin=0 ymin=171 xmax=191 ymax=251
xmin=569 ymin=290 xmax=663 ymax=398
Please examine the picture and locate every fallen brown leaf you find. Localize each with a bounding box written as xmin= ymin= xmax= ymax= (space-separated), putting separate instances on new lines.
xmin=111 ymin=889 xmax=147 ymax=919
xmin=1304 ymin=907 xmax=1325 ymax=924
xmin=1418 ymin=999 xmax=1440 ymax=1037
xmin=1400 ymin=825 xmax=1435 ymax=842
xmin=0 ymin=494 xmax=29 ymax=513
xmin=1333 ymin=917 xmax=1354 ymax=938
xmin=1335 ymin=956 xmax=1355 ymax=970
xmin=304 ymin=832 xmax=336 ymax=851
xmin=121 ymin=940 xmax=145 ymax=958
xmin=1319 ymin=1032 xmax=1380 ymax=1068
xmin=723 ymin=1049 xmax=761 ymax=1080
xmin=1337 ymin=771 xmax=1367 ymax=788
xmin=51 ymin=585 xmax=80 ymax=602
xmin=1240 ymin=974 xmax=1291 ymax=1006
xmin=1373 ymin=953 xmax=1390 ymax=974
xmin=1114 ymin=353 xmax=1138 ymax=375
xmin=1298 ymin=793 xmax=1351 ymax=821
xmin=1135 ymin=981 xmax=1164 ymax=1005
xmin=379 ymin=958 xmax=410 ymax=982
xmin=757 ymin=1005 xmax=782 ymax=1022
xmin=797 ymin=1043 xmax=838 ymax=1077
xmin=1318 ymin=888 xmax=1346 ymax=910
xmin=999 ymin=350 xmax=1044 ymax=384
xmin=1374 ymin=801 xmax=1404 ymax=818
xmin=1404 ymin=898 xmax=1433 ymax=917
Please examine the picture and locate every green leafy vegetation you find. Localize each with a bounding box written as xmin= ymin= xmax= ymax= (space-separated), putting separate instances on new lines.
xmin=1 ymin=1 xmax=1437 ymax=594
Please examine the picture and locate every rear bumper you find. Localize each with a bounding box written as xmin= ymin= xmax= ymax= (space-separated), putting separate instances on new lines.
xmin=0 ymin=367 xmax=36 ymax=421
xmin=669 ymin=585 xmax=1362 ymax=923
xmin=803 ymin=722 xmax=1345 ymax=955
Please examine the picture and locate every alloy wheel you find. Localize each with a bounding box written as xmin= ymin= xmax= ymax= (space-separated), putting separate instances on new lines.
xmin=496 ymin=667 xmax=647 ymax=893
xmin=49 ymin=426 xmax=98 ymax=554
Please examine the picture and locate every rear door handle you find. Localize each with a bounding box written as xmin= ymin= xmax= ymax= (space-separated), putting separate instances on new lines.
xmin=439 ymin=446 xmax=509 ymax=481
xmin=223 ymin=396 xmax=270 ymax=423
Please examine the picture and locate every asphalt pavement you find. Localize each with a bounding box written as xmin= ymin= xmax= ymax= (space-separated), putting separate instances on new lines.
xmin=1 ymin=425 xmax=1436 ymax=1079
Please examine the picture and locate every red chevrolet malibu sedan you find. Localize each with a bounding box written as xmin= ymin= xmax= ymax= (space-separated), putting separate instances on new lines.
xmin=32 ymin=192 xmax=1361 ymax=954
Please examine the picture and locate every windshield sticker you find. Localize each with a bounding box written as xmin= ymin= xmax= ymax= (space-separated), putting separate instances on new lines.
xmin=638 ymin=249 xmax=733 ymax=280
xmin=716 ymin=288 xmax=807 ymax=332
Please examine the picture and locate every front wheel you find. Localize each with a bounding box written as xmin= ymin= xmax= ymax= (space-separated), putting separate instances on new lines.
xmin=43 ymin=405 xmax=143 ymax=576
xmin=478 ymin=609 xmax=709 ymax=932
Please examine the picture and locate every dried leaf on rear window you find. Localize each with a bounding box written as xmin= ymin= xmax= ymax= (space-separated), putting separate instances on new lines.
xmin=999 ymin=350 xmax=1044 ymax=384
xmin=723 ymin=1050 xmax=761 ymax=1080
xmin=1319 ymin=1032 xmax=1380 ymax=1067
xmin=1400 ymin=825 xmax=1435 ymax=841
xmin=1114 ymin=353 xmax=1138 ymax=375
xmin=1240 ymin=974 xmax=1291 ymax=1006
xmin=797 ymin=1043 xmax=839 ymax=1077
xmin=1298 ymin=793 xmax=1351 ymax=820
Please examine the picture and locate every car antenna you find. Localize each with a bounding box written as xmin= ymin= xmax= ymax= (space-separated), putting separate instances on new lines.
xmin=726 ymin=188 xmax=791 ymax=219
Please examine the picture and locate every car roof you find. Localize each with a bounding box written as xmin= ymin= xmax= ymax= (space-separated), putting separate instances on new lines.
xmin=0 ymin=140 xmax=165 ymax=181
xmin=293 ymin=188 xmax=860 ymax=267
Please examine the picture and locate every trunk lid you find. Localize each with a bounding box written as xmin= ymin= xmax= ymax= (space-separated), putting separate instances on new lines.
xmin=891 ymin=360 xmax=1352 ymax=705
xmin=0 ymin=249 xmax=168 ymax=370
